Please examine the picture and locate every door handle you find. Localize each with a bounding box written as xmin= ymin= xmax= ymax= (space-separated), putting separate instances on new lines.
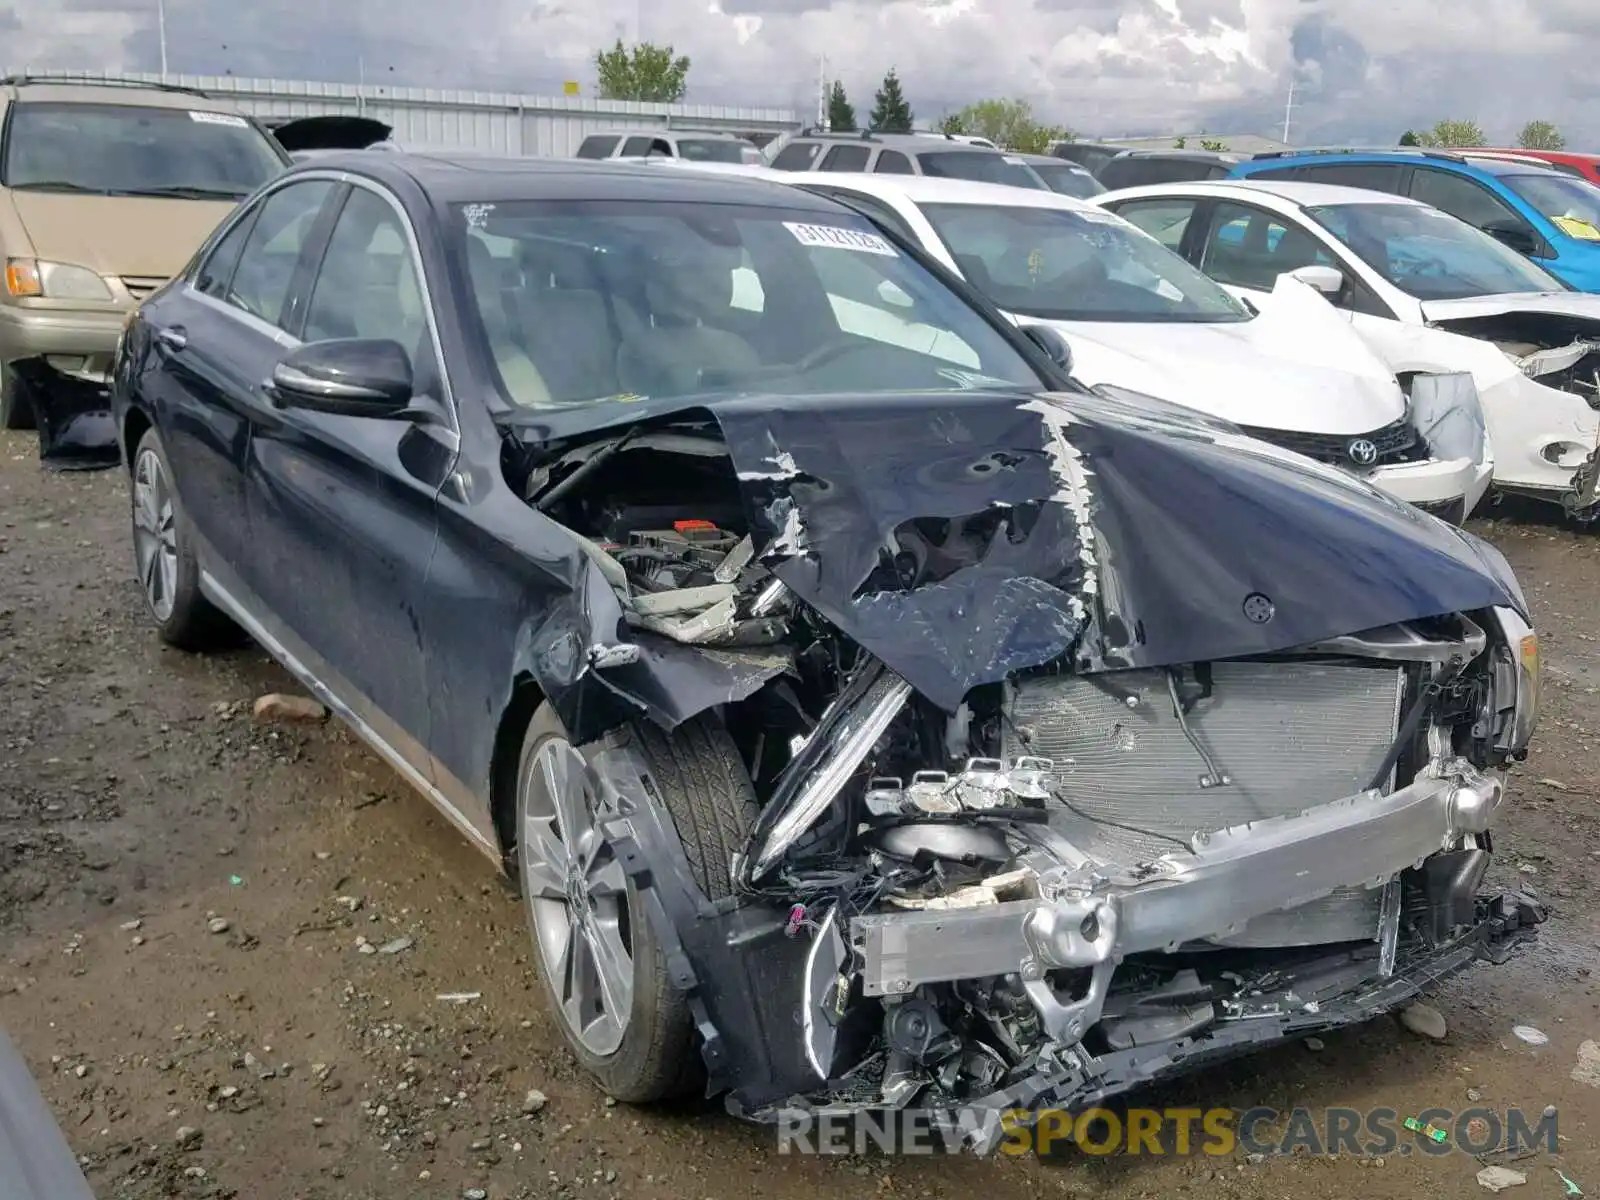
xmin=155 ymin=326 xmax=187 ymax=352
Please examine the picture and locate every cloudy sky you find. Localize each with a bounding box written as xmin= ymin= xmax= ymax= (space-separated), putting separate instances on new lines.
xmin=6 ymin=0 xmax=1599 ymax=144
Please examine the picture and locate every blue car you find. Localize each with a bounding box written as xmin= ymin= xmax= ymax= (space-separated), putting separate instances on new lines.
xmin=1229 ymin=149 xmax=1600 ymax=292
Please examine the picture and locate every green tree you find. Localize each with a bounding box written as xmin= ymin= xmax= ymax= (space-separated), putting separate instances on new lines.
xmin=1172 ymin=135 xmax=1187 ymax=149
xmin=946 ymin=98 xmax=1065 ymax=153
xmin=1199 ymin=138 xmax=1227 ymax=152
xmin=1410 ymin=119 xmax=1486 ymax=148
xmin=936 ymin=111 xmax=966 ymax=135
xmin=826 ymin=81 xmax=856 ymax=132
xmin=1518 ymin=119 xmax=1566 ymax=151
xmin=594 ymin=40 xmax=690 ymax=103
xmin=1398 ymin=130 xmax=1421 ymax=146
xmin=869 ymin=68 xmax=914 ymax=132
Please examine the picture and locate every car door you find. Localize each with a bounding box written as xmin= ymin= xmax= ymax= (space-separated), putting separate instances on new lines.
xmin=140 ymin=177 xmax=337 ymax=574
xmin=242 ymin=180 xmax=458 ymax=789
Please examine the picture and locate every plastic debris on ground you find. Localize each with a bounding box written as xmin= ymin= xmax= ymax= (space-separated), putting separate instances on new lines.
xmin=1512 ymin=1025 xmax=1550 ymax=1046
xmin=1477 ymin=1165 xmax=1529 ymax=1192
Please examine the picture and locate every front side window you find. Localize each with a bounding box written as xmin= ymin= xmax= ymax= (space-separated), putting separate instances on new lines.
xmin=620 ymin=136 xmax=654 ymax=156
xmin=1308 ymin=201 xmax=1566 ymax=299
xmin=874 ymin=150 xmax=913 ymax=174
xmin=302 ymin=189 xmax=428 ymax=355
xmin=195 ymin=209 xmax=256 ymax=300
xmin=1500 ymin=172 xmax=1600 ymax=241
xmin=4 ymin=102 xmax=286 ymax=199
xmin=226 ymin=180 xmax=334 ymax=328
xmin=770 ymin=141 xmax=822 ymax=171
xmin=919 ymin=201 xmax=1252 ymax=323
xmin=1408 ymin=168 xmax=1525 ymax=232
xmin=916 ymin=151 xmax=1036 ymax=187
xmin=1107 ymin=197 xmax=1197 ymax=250
xmin=1200 ymin=201 xmax=1336 ymax=290
xmin=447 ymin=199 xmax=1044 ymax=410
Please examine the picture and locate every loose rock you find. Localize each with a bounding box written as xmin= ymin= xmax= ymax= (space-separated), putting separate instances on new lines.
xmin=1399 ymin=1001 xmax=1447 ymax=1040
xmin=1512 ymin=1025 xmax=1549 ymax=1046
xmin=207 ymin=917 xmax=230 ymax=935
xmin=253 ymin=693 xmax=328 ymax=723
xmin=1476 ymin=1165 xmax=1528 ymax=1192
xmin=377 ymin=936 xmax=414 ymax=955
xmin=522 ymin=1088 xmax=548 ymax=1114
xmin=175 ymin=1125 xmax=203 ymax=1149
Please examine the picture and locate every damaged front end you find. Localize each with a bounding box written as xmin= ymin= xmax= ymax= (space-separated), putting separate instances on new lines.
xmin=503 ymin=387 xmax=1542 ymax=1151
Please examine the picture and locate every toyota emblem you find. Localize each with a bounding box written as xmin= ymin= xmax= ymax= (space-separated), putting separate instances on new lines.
xmin=1346 ymin=438 xmax=1379 ymax=467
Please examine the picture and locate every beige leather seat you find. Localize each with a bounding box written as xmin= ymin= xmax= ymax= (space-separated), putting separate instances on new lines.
xmin=466 ymin=236 xmax=552 ymax=407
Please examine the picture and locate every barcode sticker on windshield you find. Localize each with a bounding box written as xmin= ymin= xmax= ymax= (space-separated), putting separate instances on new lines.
xmin=189 ymin=111 xmax=249 ymax=128
xmin=784 ymin=222 xmax=898 ymax=256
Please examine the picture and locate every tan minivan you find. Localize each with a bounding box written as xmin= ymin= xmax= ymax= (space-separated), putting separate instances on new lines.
xmin=0 ymin=76 xmax=289 ymax=455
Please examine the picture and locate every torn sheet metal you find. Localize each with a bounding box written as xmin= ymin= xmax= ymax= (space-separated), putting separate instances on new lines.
xmin=17 ymin=359 xmax=119 ymax=470
xmin=503 ymin=388 xmax=1523 ymax=713
xmin=1514 ymin=339 xmax=1600 ymax=378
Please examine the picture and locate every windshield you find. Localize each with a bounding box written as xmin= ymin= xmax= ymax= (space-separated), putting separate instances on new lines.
xmin=451 ymin=199 xmax=1045 ymax=409
xmin=1027 ymin=162 xmax=1106 ymax=199
xmin=676 ymin=139 xmax=748 ymax=164
xmin=918 ymin=151 xmax=1039 ymax=188
xmin=1500 ymin=172 xmax=1600 ymax=241
xmin=919 ymin=202 xmax=1252 ymax=323
xmin=3 ymin=102 xmax=286 ymax=198
xmin=1308 ymin=201 xmax=1566 ymax=299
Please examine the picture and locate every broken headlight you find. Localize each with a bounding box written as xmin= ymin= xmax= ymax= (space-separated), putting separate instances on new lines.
xmin=1490 ymin=605 xmax=1540 ymax=756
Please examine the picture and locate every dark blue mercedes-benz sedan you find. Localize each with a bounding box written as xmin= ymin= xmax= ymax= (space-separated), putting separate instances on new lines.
xmin=111 ymin=151 xmax=1545 ymax=1148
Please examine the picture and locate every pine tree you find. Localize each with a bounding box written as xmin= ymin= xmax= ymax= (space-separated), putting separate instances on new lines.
xmin=826 ymin=81 xmax=856 ymax=132
xmin=869 ymin=68 xmax=913 ymax=133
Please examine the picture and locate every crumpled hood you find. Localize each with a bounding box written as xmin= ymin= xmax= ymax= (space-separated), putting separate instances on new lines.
xmin=1030 ymin=282 xmax=1406 ymax=435
xmin=510 ymin=387 xmax=1522 ymax=713
xmin=1420 ymin=290 xmax=1600 ymax=326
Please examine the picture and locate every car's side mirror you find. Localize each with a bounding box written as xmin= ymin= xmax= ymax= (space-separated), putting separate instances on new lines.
xmin=1483 ymin=220 xmax=1540 ymax=256
xmin=1285 ymin=264 xmax=1344 ymax=295
xmin=269 ymin=338 xmax=415 ymax=417
xmin=1020 ymin=324 xmax=1073 ymax=375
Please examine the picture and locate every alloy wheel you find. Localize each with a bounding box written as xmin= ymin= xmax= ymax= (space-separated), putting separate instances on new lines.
xmin=520 ymin=736 xmax=635 ymax=1057
xmin=132 ymin=447 xmax=178 ymax=622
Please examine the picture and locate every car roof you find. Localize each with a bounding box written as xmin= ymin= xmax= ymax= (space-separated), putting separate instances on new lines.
xmin=1472 ymin=147 xmax=1600 ymax=166
xmin=781 ymin=170 xmax=1102 ymax=212
xmin=2 ymin=74 xmax=236 ymax=110
xmin=1097 ymin=177 xmax=1426 ymax=210
xmin=1116 ymin=148 xmax=1243 ymax=162
xmin=285 ymin=151 xmax=848 ymax=210
xmin=586 ymin=129 xmax=743 ymax=140
xmin=1246 ymin=148 xmax=1564 ymax=180
xmin=1004 ymin=152 xmax=1089 ymax=169
xmin=787 ymin=130 xmax=1004 ymax=151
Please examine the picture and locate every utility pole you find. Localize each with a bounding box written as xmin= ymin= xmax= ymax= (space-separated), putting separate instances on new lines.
xmin=157 ymin=0 xmax=168 ymax=79
xmin=817 ymin=54 xmax=828 ymax=130
xmin=1281 ymin=78 xmax=1295 ymax=145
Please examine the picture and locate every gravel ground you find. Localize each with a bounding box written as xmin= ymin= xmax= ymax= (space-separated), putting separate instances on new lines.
xmin=4 ymin=428 xmax=1600 ymax=1199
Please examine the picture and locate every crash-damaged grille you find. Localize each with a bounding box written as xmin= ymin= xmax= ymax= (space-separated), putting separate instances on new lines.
xmin=1003 ymin=660 xmax=1406 ymax=945
xmin=1239 ymin=417 xmax=1424 ymax=468
xmin=120 ymin=276 xmax=165 ymax=303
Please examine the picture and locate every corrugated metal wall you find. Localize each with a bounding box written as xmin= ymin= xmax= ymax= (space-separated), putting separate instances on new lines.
xmin=1 ymin=70 xmax=803 ymax=156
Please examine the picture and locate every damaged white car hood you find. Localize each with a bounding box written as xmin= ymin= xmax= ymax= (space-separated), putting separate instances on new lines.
xmin=1025 ymin=278 xmax=1407 ymax=435
xmin=1419 ymin=290 xmax=1600 ymax=325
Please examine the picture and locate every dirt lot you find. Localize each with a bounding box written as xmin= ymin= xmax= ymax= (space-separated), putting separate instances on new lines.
xmin=4 ymin=430 xmax=1600 ymax=1200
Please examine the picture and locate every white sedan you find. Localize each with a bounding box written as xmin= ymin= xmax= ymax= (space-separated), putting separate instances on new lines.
xmin=753 ymin=171 xmax=1493 ymax=521
xmin=1092 ymin=178 xmax=1600 ymax=515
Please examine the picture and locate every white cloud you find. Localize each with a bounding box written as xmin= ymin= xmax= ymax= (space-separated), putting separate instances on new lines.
xmin=6 ymin=0 xmax=1600 ymax=144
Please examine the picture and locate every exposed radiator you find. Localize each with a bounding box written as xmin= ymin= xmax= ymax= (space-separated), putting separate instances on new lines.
xmin=1003 ymin=660 xmax=1406 ymax=946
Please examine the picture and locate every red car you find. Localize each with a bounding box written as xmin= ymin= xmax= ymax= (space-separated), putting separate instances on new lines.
xmin=1469 ymin=148 xmax=1600 ymax=184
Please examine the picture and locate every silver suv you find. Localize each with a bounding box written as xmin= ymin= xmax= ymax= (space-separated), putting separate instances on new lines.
xmin=574 ymin=129 xmax=762 ymax=164
xmin=766 ymin=129 xmax=1040 ymax=187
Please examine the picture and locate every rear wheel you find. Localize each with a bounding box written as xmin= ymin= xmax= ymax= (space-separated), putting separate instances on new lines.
xmin=515 ymin=704 xmax=756 ymax=1101
xmin=129 ymin=428 xmax=234 ymax=650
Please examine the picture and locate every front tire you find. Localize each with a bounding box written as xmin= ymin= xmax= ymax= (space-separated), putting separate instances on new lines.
xmin=514 ymin=703 xmax=756 ymax=1102
xmin=0 ymin=366 xmax=35 ymax=430
xmin=129 ymin=427 xmax=233 ymax=650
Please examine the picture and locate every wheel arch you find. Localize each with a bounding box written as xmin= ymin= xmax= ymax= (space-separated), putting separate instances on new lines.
xmin=488 ymin=672 xmax=546 ymax=880
xmin=122 ymin=406 xmax=153 ymax=473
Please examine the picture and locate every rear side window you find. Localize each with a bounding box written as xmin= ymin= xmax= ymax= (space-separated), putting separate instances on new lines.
xmin=620 ymin=136 xmax=655 ymax=156
xmin=820 ymin=144 xmax=871 ymax=172
xmin=770 ymin=141 xmax=822 ymax=171
xmin=1099 ymin=157 xmax=1224 ymax=189
xmin=575 ymin=135 xmax=620 ymax=159
xmin=1277 ymin=162 xmax=1407 ymax=193
xmin=874 ymin=150 xmax=913 ymax=174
